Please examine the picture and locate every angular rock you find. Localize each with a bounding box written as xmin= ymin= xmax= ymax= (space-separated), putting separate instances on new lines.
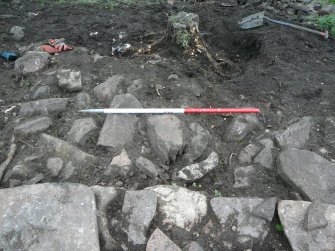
xmin=238 ymin=143 xmax=261 ymax=164
xmin=254 ymin=139 xmax=274 ymax=169
xmin=47 ymin=157 xmax=63 ymax=177
xmin=177 ymin=152 xmax=219 ymax=181
xmin=184 ymin=123 xmax=211 ymax=163
xmin=325 ymin=117 xmax=335 ymax=150
xmin=211 ymin=197 xmax=276 ymax=244
xmin=57 ymin=69 xmax=82 ymax=92
xmin=225 ymin=114 xmax=260 ymax=141
xmin=31 ymin=85 xmax=50 ymax=100
xmin=15 ymin=51 xmax=50 ymax=74
xmin=40 ymin=133 xmax=99 ymax=166
xmin=146 ymin=185 xmax=207 ymax=230
xmin=10 ymin=25 xmax=24 ymax=41
xmin=251 ymin=197 xmax=277 ymax=222
xmin=72 ymin=92 xmax=91 ymax=109
xmin=122 ymin=190 xmax=157 ymax=245
xmin=275 ymin=117 xmax=313 ymax=149
xmin=67 ymin=118 xmax=98 ymax=146
xmin=183 ymin=241 xmax=204 ymax=251
xmin=277 ymin=149 xmax=335 ymax=204
xmin=147 ymin=115 xmax=185 ymax=163
xmin=24 ymin=173 xmax=44 ymax=185
xmin=304 ymin=201 xmax=328 ymax=231
xmin=98 ymin=94 xmax=142 ymax=148
xmin=146 ymin=228 xmax=182 ymax=251
xmin=278 ymin=200 xmax=335 ymax=251
xmin=105 ymin=149 xmax=132 ymax=176
xmin=233 ymin=165 xmax=256 ymax=188
xmin=14 ymin=117 xmax=52 ymax=136
xmin=135 ymin=156 xmax=159 ymax=177
xmin=3 ymin=163 xmax=29 ymax=182
xmin=20 ymin=98 xmax=68 ymax=116
xmin=0 ymin=183 xmax=99 ymax=251
xmin=93 ymin=75 xmax=126 ymax=103
xmin=91 ymin=186 xmax=118 ymax=250
xmin=111 ymin=149 xmax=132 ymax=167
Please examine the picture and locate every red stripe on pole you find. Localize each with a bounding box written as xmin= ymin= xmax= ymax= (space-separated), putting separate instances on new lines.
xmin=184 ymin=108 xmax=260 ymax=114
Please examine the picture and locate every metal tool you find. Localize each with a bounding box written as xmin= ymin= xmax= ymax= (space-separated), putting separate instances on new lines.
xmin=80 ymin=107 xmax=261 ymax=114
xmin=239 ymin=11 xmax=329 ymax=39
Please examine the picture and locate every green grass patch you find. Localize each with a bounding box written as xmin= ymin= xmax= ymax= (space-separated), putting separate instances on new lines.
xmin=316 ymin=15 xmax=335 ymax=36
xmin=321 ymin=0 xmax=335 ymax=5
xmin=275 ymin=224 xmax=284 ymax=233
xmin=175 ymin=30 xmax=192 ymax=49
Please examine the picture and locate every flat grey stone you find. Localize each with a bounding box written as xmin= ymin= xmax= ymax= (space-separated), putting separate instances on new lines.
xmin=177 ymin=152 xmax=218 ymax=181
xmin=146 ymin=185 xmax=207 ymax=230
xmin=135 ymin=156 xmax=159 ymax=177
xmin=251 ymin=197 xmax=277 ymax=222
xmin=147 ymin=115 xmax=185 ymax=164
xmin=110 ymin=149 xmax=132 ymax=167
xmin=31 ymin=85 xmax=50 ymax=100
xmin=14 ymin=117 xmax=52 ymax=136
xmin=225 ymin=114 xmax=260 ymax=141
xmin=275 ymin=117 xmax=313 ymax=149
xmin=105 ymin=149 xmax=132 ymax=176
xmin=183 ymin=241 xmax=204 ymax=251
xmin=304 ymin=201 xmax=328 ymax=231
xmin=0 ymin=183 xmax=99 ymax=251
xmin=10 ymin=25 xmax=24 ymax=41
xmin=277 ymin=149 xmax=335 ymax=204
xmin=3 ymin=163 xmax=29 ymax=183
xmin=20 ymin=98 xmax=68 ymax=116
xmin=24 ymin=173 xmax=44 ymax=185
xmin=254 ymin=139 xmax=274 ymax=169
xmin=210 ymin=197 xmax=276 ymax=244
xmin=40 ymin=133 xmax=99 ymax=166
xmin=184 ymin=123 xmax=211 ymax=163
xmin=67 ymin=118 xmax=98 ymax=146
xmin=122 ymin=190 xmax=157 ymax=245
xmin=325 ymin=117 xmax=335 ymax=150
xmin=97 ymin=94 xmax=142 ymax=148
xmin=47 ymin=157 xmax=63 ymax=177
xmin=15 ymin=51 xmax=50 ymax=74
xmin=146 ymin=228 xmax=182 ymax=251
xmin=57 ymin=69 xmax=82 ymax=92
xmin=278 ymin=200 xmax=335 ymax=251
xmin=233 ymin=165 xmax=256 ymax=188
xmin=238 ymin=143 xmax=262 ymax=164
xmin=93 ymin=75 xmax=126 ymax=103
xmin=72 ymin=92 xmax=91 ymax=109
xmin=91 ymin=186 xmax=118 ymax=250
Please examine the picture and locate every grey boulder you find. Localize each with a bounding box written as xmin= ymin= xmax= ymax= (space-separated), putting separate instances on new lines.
xmin=67 ymin=118 xmax=98 ymax=146
xmin=0 ymin=183 xmax=99 ymax=251
xmin=147 ymin=115 xmax=185 ymax=163
xmin=210 ymin=197 xmax=276 ymax=244
xmin=177 ymin=151 xmax=218 ymax=181
xmin=225 ymin=114 xmax=260 ymax=141
xmin=238 ymin=143 xmax=261 ymax=164
xmin=72 ymin=92 xmax=91 ymax=109
xmin=15 ymin=51 xmax=50 ymax=74
xmin=20 ymin=98 xmax=68 ymax=116
xmin=57 ymin=69 xmax=82 ymax=92
xmin=47 ymin=157 xmax=64 ymax=177
xmin=184 ymin=123 xmax=211 ymax=163
xmin=97 ymin=94 xmax=142 ymax=148
xmin=277 ymin=149 xmax=335 ymax=204
xmin=253 ymin=139 xmax=274 ymax=169
xmin=122 ymin=190 xmax=157 ymax=245
xmin=325 ymin=117 xmax=335 ymax=150
xmin=93 ymin=75 xmax=126 ymax=103
xmin=14 ymin=117 xmax=52 ymax=136
xmin=146 ymin=185 xmax=207 ymax=230
xmin=10 ymin=25 xmax=24 ymax=41
xmin=135 ymin=156 xmax=159 ymax=177
xmin=146 ymin=228 xmax=182 ymax=251
xmin=275 ymin=117 xmax=313 ymax=149
xmin=278 ymin=200 xmax=335 ymax=251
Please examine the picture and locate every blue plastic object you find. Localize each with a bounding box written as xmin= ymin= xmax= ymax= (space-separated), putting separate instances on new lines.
xmin=0 ymin=51 xmax=17 ymax=61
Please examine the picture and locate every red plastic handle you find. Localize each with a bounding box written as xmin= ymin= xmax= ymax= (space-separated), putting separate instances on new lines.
xmin=184 ymin=108 xmax=260 ymax=114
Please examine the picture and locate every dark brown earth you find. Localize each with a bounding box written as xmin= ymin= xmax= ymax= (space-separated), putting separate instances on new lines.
xmin=1 ymin=0 xmax=335 ymax=250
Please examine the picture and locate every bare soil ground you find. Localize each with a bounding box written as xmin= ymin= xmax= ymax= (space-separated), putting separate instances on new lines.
xmin=1 ymin=0 xmax=335 ymax=250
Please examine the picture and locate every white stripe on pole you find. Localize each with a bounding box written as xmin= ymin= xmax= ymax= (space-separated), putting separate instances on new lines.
xmin=101 ymin=108 xmax=185 ymax=114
